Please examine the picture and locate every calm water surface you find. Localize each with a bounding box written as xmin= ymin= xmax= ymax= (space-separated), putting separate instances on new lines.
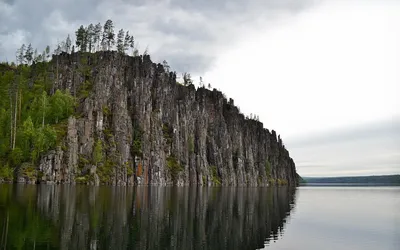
xmin=0 ymin=185 xmax=398 ymax=250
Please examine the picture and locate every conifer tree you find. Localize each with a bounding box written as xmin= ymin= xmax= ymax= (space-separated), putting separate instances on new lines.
xmin=123 ymin=31 xmax=131 ymax=54
xmin=24 ymin=43 xmax=33 ymax=64
xmin=94 ymin=22 xmax=102 ymax=51
xmin=87 ymin=24 xmax=95 ymax=52
xmin=102 ymin=19 xmax=115 ymax=51
xmin=33 ymin=49 xmax=38 ymax=63
xmin=45 ymin=45 xmax=50 ymax=61
xmin=41 ymin=50 xmax=46 ymax=62
xmin=17 ymin=44 xmax=25 ymax=65
xmin=162 ymin=60 xmax=170 ymax=72
xmin=116 ymin=29 xmax=125 ymax=54
xmin=65 ymin=34 xmax=72 ymax=53
xmin=75 ymin=25 xmax=87 ymax=52
xmin=129 ymin=36 xmax=135 ymax=55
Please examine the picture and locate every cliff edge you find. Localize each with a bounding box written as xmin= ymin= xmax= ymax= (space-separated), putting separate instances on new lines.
xmin=9 ymin=51 xmax=298 ymax=186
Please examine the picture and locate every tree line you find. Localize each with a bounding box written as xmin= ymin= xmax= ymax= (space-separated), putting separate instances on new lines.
xmin=15 ymin=19 xmax=141 ymax=66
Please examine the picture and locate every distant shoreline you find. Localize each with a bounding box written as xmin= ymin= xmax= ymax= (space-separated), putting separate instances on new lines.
xmin=300 ymin=174 xmax=400 ymax=186
xmin=300 ymin=183 xmax=400 ymax=187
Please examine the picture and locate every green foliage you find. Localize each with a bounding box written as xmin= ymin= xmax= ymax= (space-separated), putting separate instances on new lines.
xmin=126 ymin=161 xmax=133 ymax=177
xmin=268 ymin=178 xmax=276 ymax=186
xmin=19 ymin=162 xmax=37 ymax=179
xmin=78 ymin=154 xmax=90 ymax=170
xmin=93 ymin=139 xmax=103 ymax=166
xmin=210 ymin=165 xmax=221 ymax=185
xmin=97 ymin=160 xmax=114 ymax=184
xmin=102 ymin=105 xmax=111 ymax=117
xmin=131 ymin=123 xmax=143 ymax=157
xmin=75 ymin=175 xmax=88 ymax=184
xmin=166 ymin=155 xmax=183 ymax=182
xmin=49 ymin=89 xmax=75 ymax=123
xmin=10 ymin=147 xmax=23 ymax=166
xmin=79 ymin=80 xmax=92 ymax=98
xmin=0 ymin=164 xmax=14 ymax=180
xmin=31 ymin=125 xmax=57 ymax=163
xmin=277 ymin=179 xmax=288 ymax=185
xmin=53 ymin=120 xmax=68 ymax=143
xmin=162 ymin=123 xmax=173 ymax=145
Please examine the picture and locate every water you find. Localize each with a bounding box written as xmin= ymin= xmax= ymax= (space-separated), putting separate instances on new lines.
xmin=0 ymin=185 xmax=398 ymax=250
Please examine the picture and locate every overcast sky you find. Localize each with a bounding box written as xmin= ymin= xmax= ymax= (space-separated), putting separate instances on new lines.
xmin=1 ymin=0 xmax=399 ymax=177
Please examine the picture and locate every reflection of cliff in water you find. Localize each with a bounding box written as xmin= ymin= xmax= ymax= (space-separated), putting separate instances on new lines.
xmin=0 ymin=185 xmax=297 ymax=250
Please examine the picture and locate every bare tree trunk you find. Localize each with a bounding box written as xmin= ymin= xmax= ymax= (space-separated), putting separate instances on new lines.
xmin=56 ymin=54 xmax=59 ymax=87
xmin=19 ymin=88 xmax=22 ymax=123
xmin=13 ymin=85 xmax=18 ymax=149
xmin=42 ymin=93 xmax=45 ymax=128
xmin=9 ymin=93 xmax=13 ymax=149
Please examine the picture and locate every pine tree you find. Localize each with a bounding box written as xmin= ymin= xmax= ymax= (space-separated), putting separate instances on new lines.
xmin=87 ymin=24 xmax=95 ymax=52
xmin=33 ymin=49 xmax=38 ymax=63
xmin=59 ymin=41 xmax=66 ymax=53
xmin=129 ymin=36 xmax=135 ymax=55
xmin=75 ymin=25 xmax=87 ymax=52
xmin=65 ymin=34 xmax=72 ymax=53
xmin=45 ymin=46 xmax=50 ymax=61
xmin=17 ymin=44 xmax=25 ymax=65
xmin=36 ymin=52 xmax=43 ymax=63
xmin=94 ymin=22 xmax=102 ymax=51
xmin=162 ymin=60 xmax=170 ymax=73
xmin=123 ymin=31 xmax=131 ymax=54
xmin=116 ymin=29 xmax=125 ymax=54
xmin=54 ymin=43 xmax=62 ymax=55
xmin=102 ymin=19 xmax=115 ymax=51
xmin=41 ymin=51 xmax=46 ymax=62
xmin=24 ymin=43 xmax=33 ymax=64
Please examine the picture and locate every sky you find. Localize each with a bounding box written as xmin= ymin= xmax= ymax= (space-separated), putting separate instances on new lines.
xmin=0 ymin=0 xmax=399 ymax=177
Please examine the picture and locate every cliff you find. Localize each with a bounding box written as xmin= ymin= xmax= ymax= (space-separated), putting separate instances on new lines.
xmin=22 ymin=51 xmax=298 ymax=186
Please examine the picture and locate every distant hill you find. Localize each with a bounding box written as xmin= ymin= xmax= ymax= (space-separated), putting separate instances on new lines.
xmin=302 ymin=175 xmax=400 ymax=185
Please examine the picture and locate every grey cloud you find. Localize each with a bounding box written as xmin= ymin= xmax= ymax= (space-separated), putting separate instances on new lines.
xmin=286 ymin=117 xmax=400 ymax=148
xmin=0 ymin=0 xmax=318 ymax=73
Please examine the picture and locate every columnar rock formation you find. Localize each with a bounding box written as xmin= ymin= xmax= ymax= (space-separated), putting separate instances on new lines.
xmin=37 ymin=51 xmax=298 ymax=186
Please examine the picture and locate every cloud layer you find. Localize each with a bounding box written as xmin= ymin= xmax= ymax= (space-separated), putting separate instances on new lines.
xmin=0 ymin=0 xmax=317 ymax=73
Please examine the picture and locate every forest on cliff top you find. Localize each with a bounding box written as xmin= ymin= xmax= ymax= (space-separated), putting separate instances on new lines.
xmin=0 ymin=19 xmax=144 ymax=180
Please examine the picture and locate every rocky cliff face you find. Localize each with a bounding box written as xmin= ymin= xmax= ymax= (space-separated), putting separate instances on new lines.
xmin=38 ymin=51 xmax=298 ymax=186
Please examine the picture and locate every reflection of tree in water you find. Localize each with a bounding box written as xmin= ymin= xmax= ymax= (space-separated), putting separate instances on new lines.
xmin=0 ymin=185 xmax=297 ymax=250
